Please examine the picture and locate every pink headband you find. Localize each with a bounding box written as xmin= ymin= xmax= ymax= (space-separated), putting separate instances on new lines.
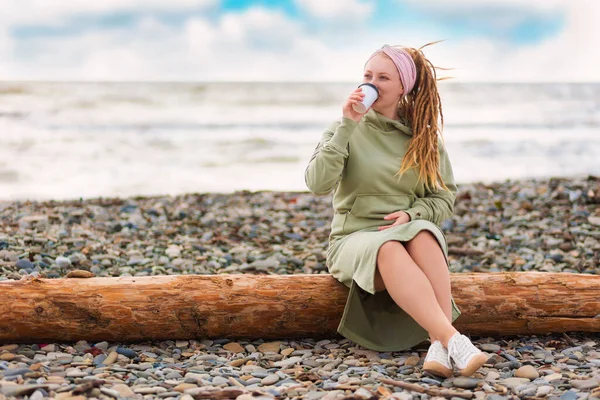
xmin=366 ymin=45 xmax=416 ymax=97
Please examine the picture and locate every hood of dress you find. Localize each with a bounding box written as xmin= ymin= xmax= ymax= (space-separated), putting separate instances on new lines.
xmin=362 ymin=109 xmax=413 ymax=136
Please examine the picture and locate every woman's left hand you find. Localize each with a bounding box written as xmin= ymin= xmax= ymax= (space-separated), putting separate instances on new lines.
xmin=378 ymin=211 xmax=410 ymax=231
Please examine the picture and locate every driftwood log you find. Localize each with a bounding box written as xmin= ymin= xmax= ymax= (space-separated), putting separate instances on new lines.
xmin=0 ymin=272 xmax=598 ymax=343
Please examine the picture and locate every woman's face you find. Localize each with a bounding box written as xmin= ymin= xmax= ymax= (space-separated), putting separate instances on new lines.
xmin=362 ymin=54 xmax=404 ymax=113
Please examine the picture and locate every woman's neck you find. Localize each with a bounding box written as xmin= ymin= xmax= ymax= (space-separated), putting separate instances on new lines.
xmin=374 ymin=106 xmax=399 ymax=120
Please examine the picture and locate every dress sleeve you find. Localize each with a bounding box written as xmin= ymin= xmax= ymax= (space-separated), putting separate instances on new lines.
xmin=304 ymin=118 xmax=358 ymax=195
xmin=404 ymin=142 xmax=457 ymax=226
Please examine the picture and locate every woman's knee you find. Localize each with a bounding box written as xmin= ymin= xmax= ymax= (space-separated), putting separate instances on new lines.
xmin=377 ymin=240 xmax=403 ymax=262
xmin=414 ymin=230 xmax=437 ymax=242
xmin=405 ymin=230 xmax=437 ymax=250
xmin=375 ymin=241 xmax=404 ymax=291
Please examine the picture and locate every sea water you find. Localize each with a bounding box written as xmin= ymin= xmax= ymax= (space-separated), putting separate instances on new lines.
xmin=0 ymin=81 xmax=598 ymax=200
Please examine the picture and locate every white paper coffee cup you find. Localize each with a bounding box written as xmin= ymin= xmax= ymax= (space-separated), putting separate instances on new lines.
xmin=352 ymin=83 xmax=379 ymax=114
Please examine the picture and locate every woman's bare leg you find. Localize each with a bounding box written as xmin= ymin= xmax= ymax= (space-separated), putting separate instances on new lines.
xmin=376 ymin=240 xmax=458 ymax=347
xmin=404 ymin=231 xmax=453 ymax=343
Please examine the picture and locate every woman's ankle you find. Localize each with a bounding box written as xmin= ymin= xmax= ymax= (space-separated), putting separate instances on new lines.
xmin=440 ymin=328 xmax=459 ymax=348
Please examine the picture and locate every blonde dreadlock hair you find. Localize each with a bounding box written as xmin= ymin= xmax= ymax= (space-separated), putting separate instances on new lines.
xmin=394 ymin=42 xmax=449 ymax=192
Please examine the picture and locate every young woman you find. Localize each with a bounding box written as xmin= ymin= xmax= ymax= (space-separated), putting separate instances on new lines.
xmin=305 ymin=44 xmax=487 ymax=378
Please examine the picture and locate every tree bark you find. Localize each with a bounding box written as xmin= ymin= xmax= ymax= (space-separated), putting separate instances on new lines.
xmin=0 ymin=272 xmax=598 ymax=343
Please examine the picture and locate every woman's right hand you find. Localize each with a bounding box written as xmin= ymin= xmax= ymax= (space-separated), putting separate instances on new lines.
xmin=342 ymin=87 xmax=366 ymax=123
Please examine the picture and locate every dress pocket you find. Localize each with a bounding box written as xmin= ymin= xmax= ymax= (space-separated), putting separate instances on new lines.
xmin=344 ymin=194 xmax=414 ymax=234
xmin=349 ymin=194 xmax=414 ymax=219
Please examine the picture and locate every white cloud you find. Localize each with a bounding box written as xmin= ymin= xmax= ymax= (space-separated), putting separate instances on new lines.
xmin=422 ymin=0 xmax=600 ymax=82
xmin=0 ymin=7 xmax=369 ymax=82
xmin=0 ymin=0 xmax=598 ymax=82
xmin=403 ymin=0 xmax=564 ymax=12
xmin=294 ymin=0 xmax=373 ymax=20
xmin=0 ymin=29 xmax=11 ymax=56
xmin=400 ymin=0 xmax=566 ymax=35
xmin=182 ymin=8 xmax=369 ymax=81
xmin=0 ymin=0 xmax=218 ymax=25
xmin=185 ymin=19 xmax=217 ymax=54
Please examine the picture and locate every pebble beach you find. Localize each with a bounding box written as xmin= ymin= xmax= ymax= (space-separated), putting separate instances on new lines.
xmin=1 ymin=176 xmax=599 ymax=400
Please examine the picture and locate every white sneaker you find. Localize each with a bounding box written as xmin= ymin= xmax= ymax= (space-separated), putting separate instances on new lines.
xmin=423 ymin=340 xmax=453 ymax=378
xmin=447 ymin=333 xmax=488 ymax=376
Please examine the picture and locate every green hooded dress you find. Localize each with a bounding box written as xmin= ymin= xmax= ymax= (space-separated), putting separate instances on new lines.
xmin=305 ymin=109 xmax=461 ymax=352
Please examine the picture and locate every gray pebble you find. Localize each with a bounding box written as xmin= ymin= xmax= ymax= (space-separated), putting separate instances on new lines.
xmin=137 ymin=362 xmax=153 ymax=370
xmin=4 ymin=368 xmax=32 ymax=377
xmin=495 ymin=361 xmax=521 ymax=370
xmin=480 ymin=343 xmax=501 ymax=352
xmin=304 ymin=391 xmax=327 ymax=400
xmin=571 ymin=378 xmax=599 ymax=390
xmin=421 ymin=377 xmax=442 ymax=385
xmin=518 ymin=385 xmax=538 ymax=397
xmin=55 ymin=256 xmax=72 ymax=268
xmin=157 ymin=392 xmax=183 ymax=398
xmin=275 ymin=378 xmax=297 ymax=387
xmin=212 ymin=376 xmax=229 ymax=386
xmin=29 ymin=390 xmax=45 ymax=400
xmin=93 ymin=354 xmax=107 ymax=366
xmin=536 ymin=386 xmax=555 ymax=397
xmin=453 ymin=377 xmax=479 ymax=389
xmin=94 ymin=341 xmax=109 ymax=351
xmin=165 ymin=371 xmax=183 ymax=379
xmin=15 ymin=259 xmax=34 ymax=271
xmin=261 ymin=374 xmax=280 ymax=385
xmin=559 ymin=390 xmax=578 ymax=400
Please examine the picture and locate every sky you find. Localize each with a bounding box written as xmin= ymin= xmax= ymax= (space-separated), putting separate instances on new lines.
xmin=0 ymin=0 xmax=598 ymax=82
